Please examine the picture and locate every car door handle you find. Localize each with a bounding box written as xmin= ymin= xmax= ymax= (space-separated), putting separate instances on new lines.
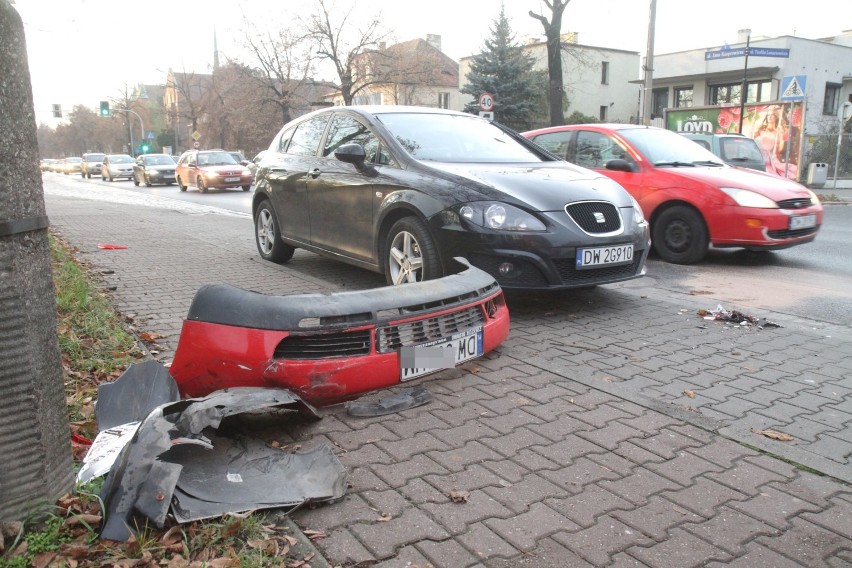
xmin=309 ymin=168 xmax=321 ymax=179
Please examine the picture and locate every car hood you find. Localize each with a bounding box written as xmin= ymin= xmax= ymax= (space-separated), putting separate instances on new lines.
xmin=657 ymin=166 xmax=813 ymax=200
xmin=146 ymin=164 xmax=176 ymax=172
xmin=423 ymin=161 xmax=633 ymax=211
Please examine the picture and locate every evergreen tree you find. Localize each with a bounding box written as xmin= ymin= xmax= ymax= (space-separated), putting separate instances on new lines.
xmin=461 ymin=5 xmax=546 ymax=131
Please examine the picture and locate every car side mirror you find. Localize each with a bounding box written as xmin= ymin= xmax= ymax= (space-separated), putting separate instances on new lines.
xmin=334 ymin=143 xmax=367 ymax=168
xmin=605 ymin=159 xmax=636 ymax=173
xmin=240 ymin=160 xmax=250 ymax=166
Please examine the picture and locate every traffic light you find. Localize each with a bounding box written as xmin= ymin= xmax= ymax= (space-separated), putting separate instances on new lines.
xmin=141 ymin=143 xmax=150 ymax=153
xmin=99 ymin=101 xmax=110 ymax=117
xmin=52 ymin=104 xmax=61 ymax=118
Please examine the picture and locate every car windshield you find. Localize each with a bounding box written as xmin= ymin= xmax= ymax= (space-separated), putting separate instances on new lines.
xmin=109 ymin=155 xmax=134 ymax=163
xmin=719 ymin=138 xmax=763 ymax=162
xmin=198 ymin=152 xmax=238 ymax=166
xmin=86 ymin=154 xmax=105 ymax=161
xmin=377 ymin=113 xmax=541 ymax=163
xmin=66 ymin=157 xmax=82 ymax=163
xmin=619 ymin=128 xmax=725 ymax=166
xmin=145 ymin=155 xmax=175 ymax=165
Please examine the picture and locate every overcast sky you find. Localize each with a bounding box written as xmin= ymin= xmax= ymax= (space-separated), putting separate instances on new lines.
xmin=12 ymin=0 xmax=848 ymax=127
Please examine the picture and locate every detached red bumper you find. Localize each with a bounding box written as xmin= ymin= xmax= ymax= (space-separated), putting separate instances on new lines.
xmin=169 ymin=259 xmax=510 ymax=406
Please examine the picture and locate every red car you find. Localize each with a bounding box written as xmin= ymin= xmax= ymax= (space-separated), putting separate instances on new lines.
xmin=175 ymin=149 xmax=253 ymax=193
xmin=522 ymin=124 xmax=823 ymax=264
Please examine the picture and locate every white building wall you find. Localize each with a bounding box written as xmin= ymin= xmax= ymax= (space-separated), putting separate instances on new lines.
xmin=459 ymin=42 xmax=640 ymax=124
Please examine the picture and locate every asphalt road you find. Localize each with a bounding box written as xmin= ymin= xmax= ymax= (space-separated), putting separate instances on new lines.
xmin=45 ymin=171 xmax=852 ymax=324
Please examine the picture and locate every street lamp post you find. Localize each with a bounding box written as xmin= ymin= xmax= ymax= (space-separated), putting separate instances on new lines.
xmin=115 ymin=108 xmax=145 ymax=157
xmin=833 ymin=101 xmax=852 ymax=189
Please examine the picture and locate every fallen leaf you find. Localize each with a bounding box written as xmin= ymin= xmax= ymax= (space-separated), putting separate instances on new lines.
xmin=303 ymin=529 xmax=326 ymax=540
xmin=753 ymin=429 xmax=794 ymax=441
xmin=139 ymin=331 xmax=165 ymax=342
xmin=449 ymin=490 xmax=470 ymax=503
xmin=376 ymin=512 xmax=392 ymax=522
xmin=284 ymin=535 xmax=298 ymax=546
xmin=683 ymin=390 xmax=696 ymax=399
xmin=32 ymin=552 xmax=57 ymax=568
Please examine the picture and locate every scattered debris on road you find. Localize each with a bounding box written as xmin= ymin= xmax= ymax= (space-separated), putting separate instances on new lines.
xmin=345 ymin=385 xmax=433 ymax=416
xmin=96 ymin=243 xmax=128 ymax=250
xmin=698 ymin=304 xmax=783 ymax=329
xmin=80 ymin=362 xmax=346 ymax=542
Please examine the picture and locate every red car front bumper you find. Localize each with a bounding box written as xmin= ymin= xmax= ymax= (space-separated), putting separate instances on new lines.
xmin=169 ymin=259 xmax=511 ymax=406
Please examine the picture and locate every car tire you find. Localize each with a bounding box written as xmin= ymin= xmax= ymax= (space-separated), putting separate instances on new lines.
xmin=652 ymin=205 xmax=708 ymax=264
xmin=133 ymin=173 xmax=140 ymax=186
xmin=177 ymin=177 xmax=187 ymax=191
xmin=384 ymin=217 xmax=441 ymax=285
xmin=197 ymin=176 xmax=208 ymax=193
xmin=242 ymin=185 xmax=251 ymax=192
xmin=254 ymin=200 xmax=295 ymax=263
xmin=144 ymin=175 xmax=152 ymax=187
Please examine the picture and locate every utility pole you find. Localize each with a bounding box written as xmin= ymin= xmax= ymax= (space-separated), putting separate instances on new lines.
xmin=738 ymin=31 xmax=751 ymax=133
xmin=642 ymin=0 xmax=657 ymax=126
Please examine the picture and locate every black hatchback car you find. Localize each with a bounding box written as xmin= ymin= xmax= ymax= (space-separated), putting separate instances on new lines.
xmin=252 ymin=106 xmax=650 ymax=290
xmin=132 ymin=153 xmax=177 ymax=186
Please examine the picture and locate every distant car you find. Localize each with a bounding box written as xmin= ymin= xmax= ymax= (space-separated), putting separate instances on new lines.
xmin=132 ymin=154 xmax=177 ymax=186
xmin=226 ymin=150 xmax=249 ymax=165
xmin=101 ymin=154 xmax=135 ymax=181
xmin=522 ymin=124 xmax=823 ymax=264
xmin=679 ymin=133 xmax=766 ymax=172
xmin=40 ymin=158 xmax=58 ymax=172
xmin=247 ymin=150 xmax=266 ymax=180
xmin=81 ymin=152 xmax=106 ymax=178
xmin=252 ymin=105 xmax=649 ymax=289
xmin=62 ymin=157 xmax=82 ymax=175
xmin=175 ymin=149 xmax=253 ymax=193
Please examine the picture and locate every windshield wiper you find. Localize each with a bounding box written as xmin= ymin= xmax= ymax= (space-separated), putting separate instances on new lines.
xmin=692 ymin=160 xmax=725 ymax=167
xmin=654 ymin=161 xmax=696 ymax=168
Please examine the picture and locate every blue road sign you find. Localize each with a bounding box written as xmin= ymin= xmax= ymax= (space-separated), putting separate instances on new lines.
xmin=781 ymin=75 xmax=807 ymax=101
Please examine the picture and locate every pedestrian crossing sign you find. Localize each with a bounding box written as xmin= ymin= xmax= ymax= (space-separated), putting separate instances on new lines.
xmin=781 ymin=75 xmax=806 ymax=101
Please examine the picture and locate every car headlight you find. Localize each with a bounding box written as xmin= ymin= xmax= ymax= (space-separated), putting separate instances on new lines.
xmin=457 ymin=202 xmax=546 ymax=231
xmin=628 ymin=195 xmax=646 ymax=224
xmin=807 ymin=189 xmax=821 ymax=205
xmin=720 ymin=188 xmax=779 ymax=208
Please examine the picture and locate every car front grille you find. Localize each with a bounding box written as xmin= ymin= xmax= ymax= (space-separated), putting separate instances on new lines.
xmin=553 ymin=256 xmax=643 ymax=285
xmin=565 ymin=202 xmax=622 ymax=234
xmin=776 ymin=198 xmax=813 ymax=209
xmin=767 ymin=227 xmax=819 ymax=239
xmin=376 ymin=306 xmax=486 ymax=353
xmin=274 ymin=330 xmax=372 ymax=359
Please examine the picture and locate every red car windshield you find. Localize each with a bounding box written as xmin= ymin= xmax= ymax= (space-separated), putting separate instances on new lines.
xmin=620 ymin=128 xmax=725 ymax=166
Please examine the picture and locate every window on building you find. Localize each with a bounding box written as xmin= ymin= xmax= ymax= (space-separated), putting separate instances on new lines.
xmin=438 ymin=92 xmax=450 ymax=109
xmin=599 ymin=105 xmax=608 ymax=121
xmin=823 ymin=83 xmax=841 ymax=115
xmin=652 ymin=88 xmax=668 ymax=118
xmin=601 ymin=61 xmax=609 ymax=85
xmin=674 ymin=87 xmax=693 ymax=108
xmin=709 ymin=80 xmax=771 ymax=105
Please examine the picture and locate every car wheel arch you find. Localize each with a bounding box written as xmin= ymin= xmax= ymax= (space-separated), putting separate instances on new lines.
xmin=377 ymin=206 xmax=442 ymax=273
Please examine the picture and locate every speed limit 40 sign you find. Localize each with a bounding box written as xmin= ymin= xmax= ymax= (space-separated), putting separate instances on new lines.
xmin=479 ymin=92 xmax=494 ymax=112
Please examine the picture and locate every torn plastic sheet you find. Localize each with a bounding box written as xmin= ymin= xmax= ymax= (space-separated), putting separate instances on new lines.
xmin=95 ymin=369 xmax=345 ymax=542
xmin=345 ymin=385 xmax=434 ymax=417
xmin=95 ymin=359 xmax=180 ymax=430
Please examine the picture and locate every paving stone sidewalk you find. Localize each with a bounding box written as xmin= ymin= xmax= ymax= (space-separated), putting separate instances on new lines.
xmin=45 ymin=189 xmax=852 ymax=567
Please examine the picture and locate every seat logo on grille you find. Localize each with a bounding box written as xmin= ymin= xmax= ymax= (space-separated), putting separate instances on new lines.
xmin=594 ymin=212 xmax=606 ymax=224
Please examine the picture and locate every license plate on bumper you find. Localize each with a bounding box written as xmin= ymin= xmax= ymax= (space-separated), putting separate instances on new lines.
xmin=576 ymin=244 xmax=634 ymax=269
xmin=400 ymin=327 xmax=483 ymax=381
xmin=789 ymin=214 xmax=816 ymax=230
xmin=225 ymin=177 xmax=240 ymax=183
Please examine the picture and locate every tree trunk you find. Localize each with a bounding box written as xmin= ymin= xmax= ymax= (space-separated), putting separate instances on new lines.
xmin=0 ymin=0 xmax=74 ymax=521
xmin=546 ymin=31 xmax=565 ymax=127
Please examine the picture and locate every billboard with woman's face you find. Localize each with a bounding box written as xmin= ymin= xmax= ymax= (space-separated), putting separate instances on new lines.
xmin=665 ymin=102 xmax=803 ymax=179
